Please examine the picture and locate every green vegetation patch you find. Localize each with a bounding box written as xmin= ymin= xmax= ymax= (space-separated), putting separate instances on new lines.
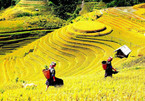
xmin=26 ymin=15 xmax=66 ymax=29
xmin=18 ymin=3 xmax=44 ymax=6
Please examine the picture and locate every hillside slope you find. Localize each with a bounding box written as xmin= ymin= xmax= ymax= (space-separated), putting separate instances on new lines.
xmin=0 ymin=3 xmax=145 ymax=101
xmin=0 ymin=0 xmax=65 ymax=55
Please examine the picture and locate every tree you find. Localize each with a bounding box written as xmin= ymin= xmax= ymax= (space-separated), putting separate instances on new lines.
xmin=49 ymin=0 xmax=80 ymax=19
xmin=0 ymin=0 xmax=20 ymax=10
xmin=102 ymin=0 xmax=113 ymax=3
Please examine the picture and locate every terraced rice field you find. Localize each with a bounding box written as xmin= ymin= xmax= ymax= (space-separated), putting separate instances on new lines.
xmin=0 ymin=3 xmax=145 ymax=101
xmin=0 ymin=0 xmax=64 ymax=55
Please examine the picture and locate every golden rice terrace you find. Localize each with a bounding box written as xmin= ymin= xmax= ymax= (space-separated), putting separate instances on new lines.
xmin=0 ymin=1 xmax=145 ymax=101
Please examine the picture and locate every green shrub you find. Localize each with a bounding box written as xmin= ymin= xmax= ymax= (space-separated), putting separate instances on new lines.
xmin=33 ymin=13 xmax=40 ymax=16
xmin=15 ymin=77 xmax=19 ymax=83
xmin=17 ymin=12 xmax=31 ymax=17
xmin=13 ymin=0 xmax=20 ymax=4
xmin=135 ymin=67 xmax=141 ymax=70
xmin=0 ymin=89 xmax=5 ymax=94
xmin=106 ymin=0 xmax=144 ymax=7
xmin=27 ymin=16 xmax=66 ymax=29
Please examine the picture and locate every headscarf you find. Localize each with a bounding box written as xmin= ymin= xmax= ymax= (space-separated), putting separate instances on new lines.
xmin=107 ymin=56 xmax=113 ymax=62
xmin=49 ymin=62 xmax=56 ymax=68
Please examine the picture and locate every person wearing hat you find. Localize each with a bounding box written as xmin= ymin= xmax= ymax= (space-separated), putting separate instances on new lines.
xmin=105 ymin=57 xmax=117 ymax=78
xmin=45 ymin=62 xmax=56 ymax=91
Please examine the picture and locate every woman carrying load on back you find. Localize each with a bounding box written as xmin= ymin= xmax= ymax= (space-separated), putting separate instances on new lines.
xmin=43 ymin=62 xmax=56 ymax=91
xmin=105 ymin=57 xmax=118 ymax=78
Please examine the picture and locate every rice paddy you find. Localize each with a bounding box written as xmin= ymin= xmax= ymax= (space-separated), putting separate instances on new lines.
xmin=0 ymin=1 xmax=145 ymax=101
